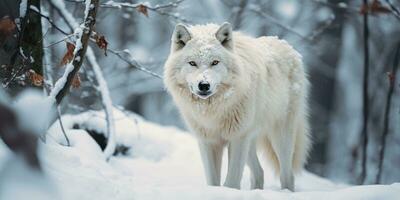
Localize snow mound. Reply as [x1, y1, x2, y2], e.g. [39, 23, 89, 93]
[28, 109, 400, 199]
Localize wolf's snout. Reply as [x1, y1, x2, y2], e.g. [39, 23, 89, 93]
[198, 81, 211, 93]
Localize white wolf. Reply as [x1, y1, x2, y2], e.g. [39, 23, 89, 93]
[164, 22, 311, 191]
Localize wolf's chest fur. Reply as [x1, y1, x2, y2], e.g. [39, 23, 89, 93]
[184, 94, 255, 141]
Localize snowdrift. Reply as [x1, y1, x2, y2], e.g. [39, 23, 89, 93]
[1, 109, 399, 200]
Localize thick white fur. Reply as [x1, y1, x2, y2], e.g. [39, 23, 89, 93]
[164, 23, 311, 191]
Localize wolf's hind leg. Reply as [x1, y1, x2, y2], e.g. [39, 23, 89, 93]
[247, 140, 264, 189]
[198, 141, 224, 186]
[224, 136, 251, 189]
[271, 131, 295, 191]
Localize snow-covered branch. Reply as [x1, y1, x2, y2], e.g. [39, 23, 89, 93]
[102, 0, 187, 22]
[107, 48, 163, 79]
[101, 0, 184, 10]
[48, 0, 163, 80]
[49, 0, 99, 105]
[48, 0, 116, 159]
[86, 48, 116, 159]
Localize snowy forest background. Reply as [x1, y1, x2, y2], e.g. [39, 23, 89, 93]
[0, 0, 400, 198]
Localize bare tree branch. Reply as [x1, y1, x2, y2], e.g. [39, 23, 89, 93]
[375, 41, 400, 184]
[359, 0, 370, 185]
[69, 0, 188, 22]
[56, 106, 70, 146]
[47, 0, 78, 33]
[248, 5, 311, 42]
[107, 48, 163, 79]
[231, 0, 248, 29]
[309, 0, 359, 13]
[385, 0, 400, 20]
[48, 0, 163, 79]
[29, 6, 69, 35]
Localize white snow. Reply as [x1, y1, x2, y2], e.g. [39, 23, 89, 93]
[338, 2, 347, 8]
[0, 156, 59, 200]
[29, 5, 39, 13]
[276, 1, 298, 19]
[19, 0, 28, 18]
[83, 0, 92, 19]
[17, 109, 397, 200]
[13, 90, 54, 136]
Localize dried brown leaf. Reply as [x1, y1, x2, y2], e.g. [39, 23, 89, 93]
[72, 74, 81, 89]
[370, 0, 391, 14]
[360, 3, 369, 15]
[386, 71, 395, 85]
[96, 35, 108, 56]
[26, 69, 43, 87]
[137, 4, 149, 17]
[61, 42, 75, 66]
[360, 0, 391, 15]
[0, 16, 16, 36]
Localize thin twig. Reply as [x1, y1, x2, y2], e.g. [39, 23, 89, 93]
[2, 48, 31, 88]
[44, 34, 75, 49]
[29, 7, 69, 35]
[47, 0, 76, 33]
[57, 106, 70, 146]
[308, 15, 335, 41]
[385, 0, 400, 21]
[375, 42, 400, 184]
[248, 6, 311, 42]
[231, 0, 248, 29]
[107, 48, 163, 79]
[76, 0, 188, 22]
[309, 0, 359, 13]
[359, 0, 370, 185]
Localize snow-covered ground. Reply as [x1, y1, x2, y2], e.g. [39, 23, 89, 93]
[0, 109, 399, 200]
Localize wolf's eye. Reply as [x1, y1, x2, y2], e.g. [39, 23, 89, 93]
[188, 61, 197, 67]
[211, 60, 219, 66]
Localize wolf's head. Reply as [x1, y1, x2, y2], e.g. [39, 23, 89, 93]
[164, 22, 242, 101]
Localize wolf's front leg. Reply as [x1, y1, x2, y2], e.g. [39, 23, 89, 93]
[198, 140, 224, 186]
[223, 136, 251, 189]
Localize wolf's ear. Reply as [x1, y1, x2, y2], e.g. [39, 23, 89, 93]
[172, 23, 192, 51]
[215, 22, 233, 49]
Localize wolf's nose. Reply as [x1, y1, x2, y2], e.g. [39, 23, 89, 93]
[198, 81, 210, 92]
